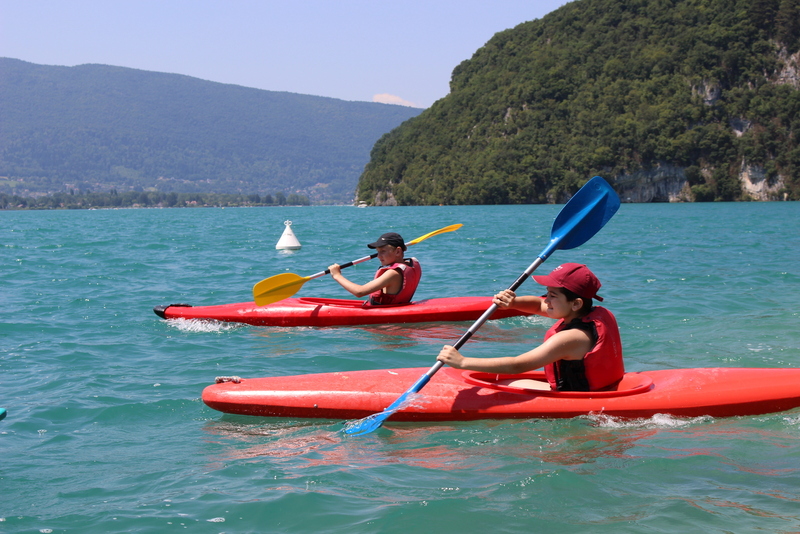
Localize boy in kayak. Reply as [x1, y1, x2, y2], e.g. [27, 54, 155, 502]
[328, 232, 422, 305]
[437, 263, 623, 391]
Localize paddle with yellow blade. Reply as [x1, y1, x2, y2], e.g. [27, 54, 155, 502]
[252, 224, 463, 306]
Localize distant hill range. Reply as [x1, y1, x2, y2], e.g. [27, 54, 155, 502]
[0, 58, 422, 204]
[356, 0, 800, 204]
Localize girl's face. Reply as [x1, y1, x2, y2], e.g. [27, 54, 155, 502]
[543, 287, 580, 319]
[376, 245, 402, 265]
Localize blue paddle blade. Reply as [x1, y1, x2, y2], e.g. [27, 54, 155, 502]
[342, 176, 620, 436]
[539, 176, 620, 260]
[341, 391, 412, 435]
[342, 372, 432, 435]
[341, 414, 387, 436]
[341, 403, 401, 436]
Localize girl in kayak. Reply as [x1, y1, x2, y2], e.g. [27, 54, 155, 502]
[437, 263, 623, 392]
[328, 232, 422, 306]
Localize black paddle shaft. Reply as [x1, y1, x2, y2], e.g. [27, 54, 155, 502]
[321, 253, 379, 275]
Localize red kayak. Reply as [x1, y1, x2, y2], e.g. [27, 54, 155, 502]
[202, 366, 800, 421]
[154, 296, 530, 327]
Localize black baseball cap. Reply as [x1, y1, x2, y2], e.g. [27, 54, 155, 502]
[367, 232, 406, 250]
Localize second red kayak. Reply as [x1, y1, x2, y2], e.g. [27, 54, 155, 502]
[202, 366, 800, 421]
[153, 296, 531, 327]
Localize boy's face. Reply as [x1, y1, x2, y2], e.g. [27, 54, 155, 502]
[376, 245, 403, 265]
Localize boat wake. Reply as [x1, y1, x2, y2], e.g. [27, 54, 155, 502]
[165, 318, 244, 334]
[586, 412, 713, 429]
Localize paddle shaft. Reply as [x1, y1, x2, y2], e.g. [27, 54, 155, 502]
[404, 257, 548, 394]
[303, 252, 379, 282]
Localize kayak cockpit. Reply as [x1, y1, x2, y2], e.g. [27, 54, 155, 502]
[297, 297, 415, 309]
[456, 369, 654, 398]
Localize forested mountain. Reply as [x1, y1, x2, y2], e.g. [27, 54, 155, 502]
[0, 58, 421, 204]
[356, 0, 800, 205]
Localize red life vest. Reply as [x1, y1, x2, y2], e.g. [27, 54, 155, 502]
[543, 306, 624, 391]
[368, 258, 422, 305]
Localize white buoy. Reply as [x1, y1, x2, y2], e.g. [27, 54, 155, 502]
[275, 220, 302, 250]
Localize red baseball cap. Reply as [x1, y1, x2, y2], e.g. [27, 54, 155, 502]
[532, 263, 603, 301]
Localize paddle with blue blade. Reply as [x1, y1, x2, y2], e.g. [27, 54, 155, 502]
[253, 224, 463, 306]
[342, 176, 620, 436]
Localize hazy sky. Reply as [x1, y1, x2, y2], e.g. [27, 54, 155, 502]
[1, 0, 571, 108]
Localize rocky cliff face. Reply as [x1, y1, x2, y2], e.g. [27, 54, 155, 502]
[739, 161, 787, 201]
[371, 190, 398, 206]
[614, 166, 691, 203]
[613, 162, 786, 203]
[775, 48, 800, 88]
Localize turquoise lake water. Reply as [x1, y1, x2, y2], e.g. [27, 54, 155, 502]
[2, 202, 800, 533]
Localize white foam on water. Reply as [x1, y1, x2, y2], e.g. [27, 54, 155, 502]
[586, 412, 713, 429]
[166, 318, 243, 333]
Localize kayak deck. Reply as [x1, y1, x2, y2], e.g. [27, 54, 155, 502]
[202, 367, 800, 421]
[154, 296, 531, 327]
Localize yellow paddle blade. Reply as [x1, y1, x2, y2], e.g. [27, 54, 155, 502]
[253, 273, 310, 306]
[406, 223, 463, 245]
